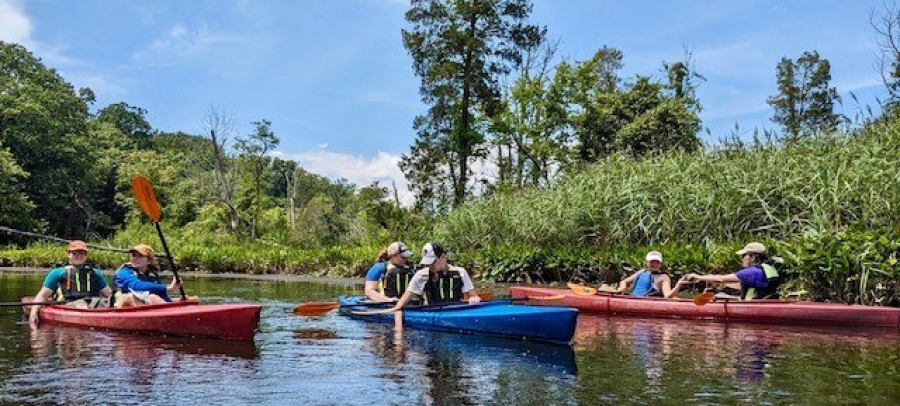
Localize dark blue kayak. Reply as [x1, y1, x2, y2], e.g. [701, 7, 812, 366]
[338, 296, 578, 344]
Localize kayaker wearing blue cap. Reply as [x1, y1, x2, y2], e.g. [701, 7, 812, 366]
[364, 241, 416, 302]
[681, 242, 781, 300]
[114, 244, 182, 307]
[391, 242, 482, 309]
[597, 251, 681, 298]
[28, 240, 113, 325]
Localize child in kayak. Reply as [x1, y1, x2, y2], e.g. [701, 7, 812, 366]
[597, 251, 682, 298]
[28, 240, 113, 324]
[114, 244, 182, 307]
[364, 241, 416, 303]
[680, 242, 781, 300]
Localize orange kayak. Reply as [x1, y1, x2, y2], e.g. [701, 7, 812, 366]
[509, 286, 900, 328]
[22, 297, 261, 340]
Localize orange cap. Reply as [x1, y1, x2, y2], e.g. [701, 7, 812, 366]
[129, 243, 155, 258]
[67, 240, 89, 252]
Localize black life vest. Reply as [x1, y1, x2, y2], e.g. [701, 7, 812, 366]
[381, 262, 415, 298]
[423, 267, 465, 304]
[54, 265, 104, 301]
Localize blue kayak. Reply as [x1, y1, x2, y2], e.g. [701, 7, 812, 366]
[338, 296, 578, 344]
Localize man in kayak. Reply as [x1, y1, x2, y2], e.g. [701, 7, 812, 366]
[364, 241, 416, 303]
[597, 251, 682, 298]
[681, 242, 781, 300]
[390, 242, 482, 309]
[29, 240, 113, 324]
[114, 244, 182, 307]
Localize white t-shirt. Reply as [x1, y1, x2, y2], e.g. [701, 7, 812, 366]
[406, 266, 475, 296]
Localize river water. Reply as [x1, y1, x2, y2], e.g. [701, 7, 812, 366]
[1, 274, 898, 405]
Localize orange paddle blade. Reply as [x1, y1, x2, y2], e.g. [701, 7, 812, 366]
[477, 292, 493, 301]
[567, 282, 597, 296]
[693, 291, 716, 306]
[293, 302, 340, 316]
[132, 176, 161, 222]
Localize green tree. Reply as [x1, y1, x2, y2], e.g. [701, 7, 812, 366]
[767, 50, 841, 138]
[96, 102, 154, 144]
[402, 0, 545, 208]
[234, 119, 279, 240]
[0, 141, 39, 232]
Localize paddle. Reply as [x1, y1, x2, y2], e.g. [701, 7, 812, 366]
[1, 301, 58, 307]
[293, 292, 496, 316]
[132, 176, 187, 300]
[567, 282, 598, 296]
[693, 291, 716, 306]
[349, 294, 566, 316]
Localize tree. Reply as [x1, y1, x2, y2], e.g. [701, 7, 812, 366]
[96, 102, 153, 143]
[0, 141, 39, 232]
[872, 3, 900, 106]
[235, 119, 279, 240]
[202, 107, 245, 239]
[767, 51, 841, 138]
[402, 0, 545, 208]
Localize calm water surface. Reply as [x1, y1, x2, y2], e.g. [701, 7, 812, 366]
[1, 274, 898, 405]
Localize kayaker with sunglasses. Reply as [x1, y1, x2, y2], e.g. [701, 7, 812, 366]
[364, 241, 416, 303]
[681, 242, 781, 300]
[113, 244, 182, 306]
[28, 240, 113, 325]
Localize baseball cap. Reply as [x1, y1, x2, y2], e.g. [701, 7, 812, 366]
[67, 240, 89, 252]
[129, 244, 156, 258]
[387, 241, 413, 258]
[419, 242, 446, 265]
[736, 242, 766, 256]
[645, 250, 663, 262]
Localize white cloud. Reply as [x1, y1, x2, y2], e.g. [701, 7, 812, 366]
[133, 22, 248, 63]
[0, 0, 31, 45]
[275, 149, 416, 206]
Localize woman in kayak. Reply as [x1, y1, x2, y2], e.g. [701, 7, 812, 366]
[28, 240, 113, 324]
[390, 242, 482, 309]
[681, 242, 781, 300]
[597, 251, 683, 298]
[364, 241, 416, 302]
[114, 244, 182, 307]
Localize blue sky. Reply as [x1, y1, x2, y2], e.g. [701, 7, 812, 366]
[0, 0, 888, 204]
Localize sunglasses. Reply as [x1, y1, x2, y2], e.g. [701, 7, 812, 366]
[68, 251, 87, 255]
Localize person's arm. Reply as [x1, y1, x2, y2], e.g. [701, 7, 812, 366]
[659, 275, 676, 298]
[29, 287, 54, 325]
[684, 273, 742, 284]
[391, 269, 428, 309]
[115, 269, 167, 296]
[365, 280, 396, 302]
[457, 268, 480, 304]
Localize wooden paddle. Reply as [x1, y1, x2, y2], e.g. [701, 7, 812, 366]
[132, 176, 187, 300]
[293, 292, 495, 317]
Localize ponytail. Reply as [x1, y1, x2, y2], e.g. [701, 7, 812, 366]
[375, 249, 390, 262]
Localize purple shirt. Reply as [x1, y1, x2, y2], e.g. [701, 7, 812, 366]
[734, 266, 767, 288]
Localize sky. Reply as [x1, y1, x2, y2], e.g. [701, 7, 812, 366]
[0, 0, 890, 205]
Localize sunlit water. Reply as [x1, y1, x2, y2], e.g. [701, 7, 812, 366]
[1, 274, 898, 405]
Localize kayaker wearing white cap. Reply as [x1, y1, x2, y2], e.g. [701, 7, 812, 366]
[364, 241, 416, 302]
[681, 242, 781, 300]
[598, 251, 680, 298]
[390, 242, 482, 309]
[28, 240, 113, 325]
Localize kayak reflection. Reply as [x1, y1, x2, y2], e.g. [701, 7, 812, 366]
[361, 323, 577, 405]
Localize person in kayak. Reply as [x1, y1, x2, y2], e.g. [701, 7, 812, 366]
[364, 241, 416, 302]
[596, 251, 682, 298]
[28, 240, 113, 324]
[114, 244, 182, 307]
[681, 242, 781, 300]
[390, 242, 482, 309]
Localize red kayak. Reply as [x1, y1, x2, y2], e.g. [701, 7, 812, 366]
[510, 286, 900, 328]
[23, 298, 261, 340]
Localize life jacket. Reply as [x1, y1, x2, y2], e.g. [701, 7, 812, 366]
[741, 264, 781, 300]
[380, 262, 415, 298]
[631, 270, 663, 297]
[53, 265, 104, 302]
[423, 266, 465, 304]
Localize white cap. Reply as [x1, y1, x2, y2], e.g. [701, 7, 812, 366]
[645, 251, 663, 262]
[419, 242, 445, 265]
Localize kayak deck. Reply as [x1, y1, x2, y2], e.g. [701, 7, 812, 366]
[509, 286, 900, 328]
[27, 298, 261, 340]
[339, 296, 578, 344]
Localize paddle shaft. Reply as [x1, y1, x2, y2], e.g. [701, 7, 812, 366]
[152, 221, 186, 300]
[1, 301, 57, 307]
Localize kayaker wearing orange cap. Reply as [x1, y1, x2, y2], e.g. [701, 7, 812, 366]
[681, 242, 781, 300]
[28, 240, 113, 325]
[113, 243, 182, 307]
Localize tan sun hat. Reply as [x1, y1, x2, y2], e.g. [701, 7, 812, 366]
[129, 244, 156, 258]
[736, 242, 766, 256]
[387, 241, 413, 258]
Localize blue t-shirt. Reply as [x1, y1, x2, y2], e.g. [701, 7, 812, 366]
[734, 266, 767, 288]
[365, 262, 387, 282]
[41, 266, 108, 291]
